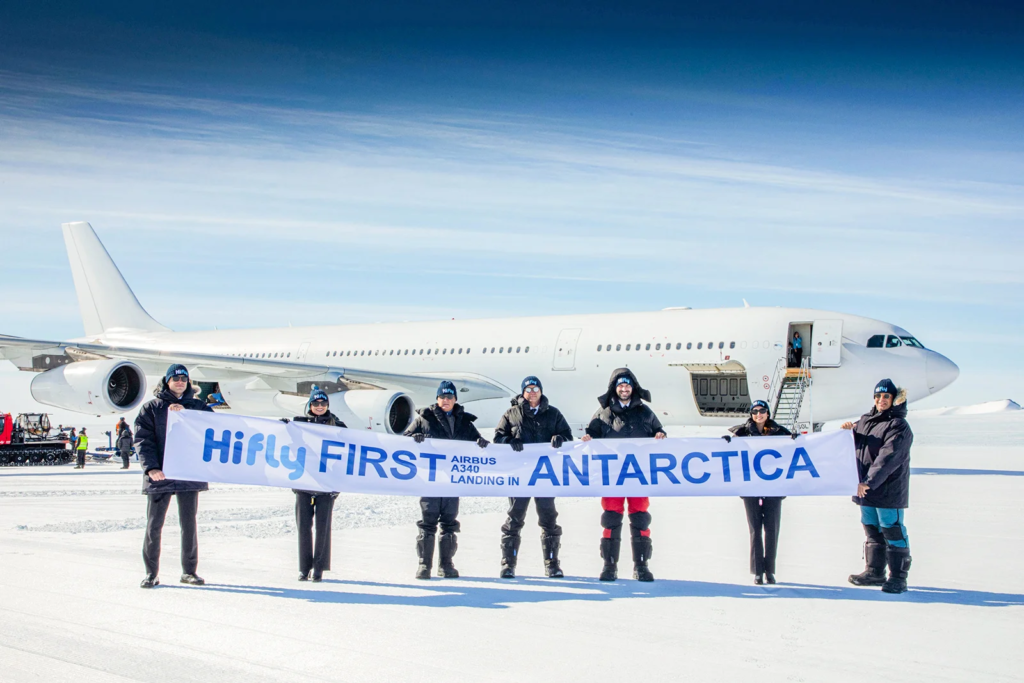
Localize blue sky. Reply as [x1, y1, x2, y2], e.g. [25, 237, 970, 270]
[0, 2, 1021, 407]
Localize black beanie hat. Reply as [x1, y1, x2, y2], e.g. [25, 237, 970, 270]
[873, 378, 898, 396]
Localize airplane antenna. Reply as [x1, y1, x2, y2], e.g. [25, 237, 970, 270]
[742, 299, 750, 308]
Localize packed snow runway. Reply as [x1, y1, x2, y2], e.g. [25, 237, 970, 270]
[1, 412, 1022, 682]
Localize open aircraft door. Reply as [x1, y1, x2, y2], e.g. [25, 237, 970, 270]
[552, 328, 582, 370]
[811, 320, 843, 367]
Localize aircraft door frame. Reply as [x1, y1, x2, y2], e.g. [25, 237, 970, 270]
[296, 340, 312, 362]
[811, 320, 843, 367]
[552, 328, 582, 371]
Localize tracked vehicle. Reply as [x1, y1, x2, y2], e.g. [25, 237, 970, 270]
[0, 412, 74, 466]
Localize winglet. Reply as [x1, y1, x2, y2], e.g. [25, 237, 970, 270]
[61, 222, 169, 336]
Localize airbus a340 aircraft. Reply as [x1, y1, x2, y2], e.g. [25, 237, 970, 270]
[0, 223, 958, 434]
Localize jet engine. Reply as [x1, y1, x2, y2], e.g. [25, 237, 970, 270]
[330, 390, 415, 434]
[30, 360, 147, 415]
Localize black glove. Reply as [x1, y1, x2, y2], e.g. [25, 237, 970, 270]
[279, 418, 290, 424]
[721, 434, 731, 443]
[510, 438, 524, 452]
[791, 432, 800, 440]
[477, 437, 489, 448]
[413, 433, 425, 443]
[551, 435, 564, 449]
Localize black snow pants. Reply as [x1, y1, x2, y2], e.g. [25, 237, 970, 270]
[76, 449, 86, 467]
[143, 491, 199, 577]
[120, 445, 131, 468]
[418, 497, 460, 537]
[743, 496, 783, 575]
[295, 492, 335, 574]
[501, 498, 561, 538]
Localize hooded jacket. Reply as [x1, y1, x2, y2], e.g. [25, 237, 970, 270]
[134, 378, 213, 494]
[851, 388, 913, 509]
[585, 368, 665, 439]
[493, 395, 573, 445]
[117, 425, 134, 452]
[729, 418, 791, 438]
[292, 408, 347, 497]
[404, 403, 482, 443]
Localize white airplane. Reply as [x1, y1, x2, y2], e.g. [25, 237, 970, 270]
[0, 223, 959, 434]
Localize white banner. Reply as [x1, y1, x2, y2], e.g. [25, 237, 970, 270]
[163, 411, 858, 497]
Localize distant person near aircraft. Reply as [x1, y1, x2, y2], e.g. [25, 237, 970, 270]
[287, 386, 346, 582]
[492, 376, 573, 579]
[406, 380, 489, 580]
[725, 399, 796, 585]
[117, 421, 134, 469]
[135, 364, 213, 589]
[790, 331, 803, 367]
[843, 378, 913, 594]
[74, 428, 88, 469]
[581, 369, 666, 582]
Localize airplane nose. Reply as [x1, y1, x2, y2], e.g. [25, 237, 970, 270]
[926, 352, 959, 394]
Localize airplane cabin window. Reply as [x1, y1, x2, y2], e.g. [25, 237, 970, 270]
[287, 353, 291, 358]
[635, 342, 640, 350]
[490, 347, 495, 353]
[718, 342, 724, 349]
[616, 344, 621, 351]
[901, 337, 925, 349]
[697, 343, 702, 349]
[645, 343, 651, 351]
[597, 345, 602, 351]
[886, 335, 903, 348]
[729, 342, 735, 349]
[516, 347, 521, 353]
[450, 348, 455, 354]
[655, 343, 661, 350]
[499, 347, 504, 353]
[467, 348, 471, 354]
[626, 344, 631, 351]
[686, 342, 691, 350]
[325, 351, 330, 357]
[525, 346, 529, 353]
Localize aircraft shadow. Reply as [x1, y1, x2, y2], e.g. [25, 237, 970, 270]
[911, 467, 1024, 477]
[187, 576, 1024, 609]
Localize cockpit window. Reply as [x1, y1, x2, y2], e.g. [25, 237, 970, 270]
[885, 335, 903, 348]
[900, 336, 925, 349]
[867, 334, 885, 348]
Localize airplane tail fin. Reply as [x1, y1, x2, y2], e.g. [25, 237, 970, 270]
[61, 222, 170, 336]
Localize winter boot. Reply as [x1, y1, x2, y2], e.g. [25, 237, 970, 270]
[140, 574, 159, 589]
[311, 569, 323, 583]
[631, 537, 654, 582]
[848, 541, 888, 586]
[180, 573, 205, 586]
[437, 533, 459, 578]
[500, 535, 520, 579]
[542, 534, 563, 578]
[599, 537, 620, 581]
[881, 547, 911, 594]
[416, 533, 435, 580]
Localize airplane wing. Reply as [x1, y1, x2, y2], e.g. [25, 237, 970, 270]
[0, 334, 512, 405]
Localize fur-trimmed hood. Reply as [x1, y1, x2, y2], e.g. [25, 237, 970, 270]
[597, 368, 652, 409]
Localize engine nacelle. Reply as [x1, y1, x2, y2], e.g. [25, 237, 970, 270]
[329, 390, 415, 434]
[30, 360, 147, 415]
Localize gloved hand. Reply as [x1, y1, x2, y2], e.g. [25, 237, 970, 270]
[510, 439, 524, 452]
[279, 418, 290, 424]
[551, 435, 564, 449]
[477, 437, 489, 448]
[413, 433, 425, 443]
[721, 434, 731, 443]
[791, 432, 800, 440]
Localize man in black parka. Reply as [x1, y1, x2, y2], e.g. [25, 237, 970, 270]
[842, 378, 914, 594]
[492, 376, 573, 579]
[405, 380, 489, 579]
[117, 420, 134, 469]
[135, 364, 213, 588]
[581, 368, 666, 582]
[288, 386, 347, 582]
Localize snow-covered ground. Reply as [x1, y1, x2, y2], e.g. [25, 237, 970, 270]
[1, 410, 1022, 682]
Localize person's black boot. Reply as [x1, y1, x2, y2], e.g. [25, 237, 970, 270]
[849, 541, 888, 586]
[140, 574, 159, 589]
[311, 569, 323, 583]
[754, 573, 763, 585]
[599, 537, 620, 581]
[416, 533, 435, 580]
[542, 534, 563, 578]
[765, 573, 776, 585]
[631, 537, 654, 582]
[180, 573, 205, 585]
[499, 534, 520, 579]
[438, 533, 459, 578]
[881, 547, 911, 594]
[298, 571, 310, 582]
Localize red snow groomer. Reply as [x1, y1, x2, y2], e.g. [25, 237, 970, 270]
[0, 412, 74, 466]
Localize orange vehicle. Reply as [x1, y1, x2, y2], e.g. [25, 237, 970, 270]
[0, 412, 74, 466]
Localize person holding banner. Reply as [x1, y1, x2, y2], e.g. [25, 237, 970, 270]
[726, 399, 794, 585]
[287, 386, 346, 582]
[135, 364, 213, 589]
[843, 379, 914, 594]
[493, 376, 574, 579]
[406, 380, 490, 580]
[581, 369, 666, 582]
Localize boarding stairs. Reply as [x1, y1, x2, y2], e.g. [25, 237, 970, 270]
[769, 358, 812, 433]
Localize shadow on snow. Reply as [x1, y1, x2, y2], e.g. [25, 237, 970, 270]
[185, 576, 1024, 609]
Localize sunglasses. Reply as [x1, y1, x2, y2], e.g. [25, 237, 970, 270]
[310, 400, 328, 407]
[750, 408, 768, 415]
[523, 386, 541, 394]
[873, 393, 892, 400]
[168, 375, 189, 383]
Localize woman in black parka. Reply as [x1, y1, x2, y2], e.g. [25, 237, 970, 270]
[288, 386, 346, 582]
[726, 399, 793, 585]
